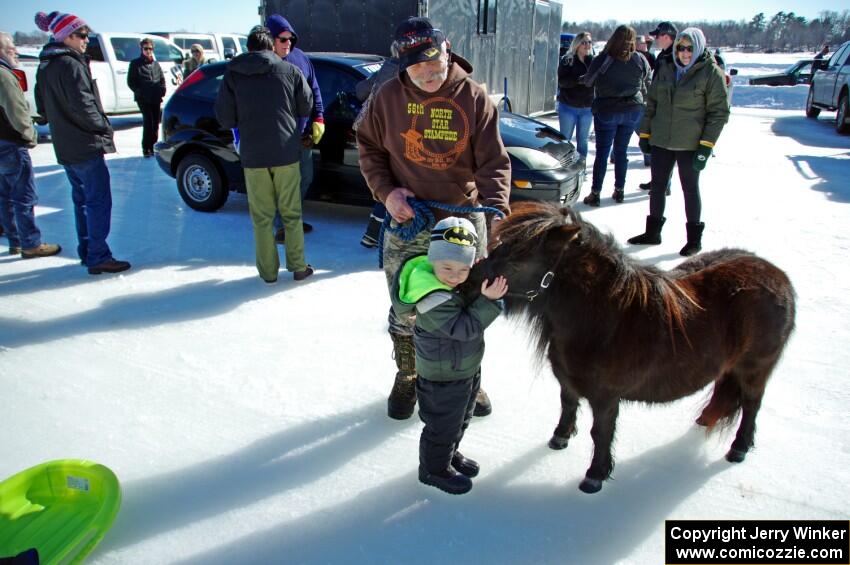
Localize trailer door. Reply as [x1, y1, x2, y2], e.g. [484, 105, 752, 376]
[528, 0, 553, 114]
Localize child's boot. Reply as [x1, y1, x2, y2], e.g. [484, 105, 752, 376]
[419, 466, 473, 495]
[451, 451, 480, 477]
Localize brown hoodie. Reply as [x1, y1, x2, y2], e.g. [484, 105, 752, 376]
[356, 54, 510, 217]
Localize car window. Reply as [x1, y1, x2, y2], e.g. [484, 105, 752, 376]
[834, 44, 850, 67]
[183, 69, 225, 101]
[238, 37, 248, 53]
[152, 39, 183, 65]
[828, 45, 849, 68]
[312, 61, 360, 107]
[86, 35, 105, 62]
[193, 38, 215, 51]
[796, 61, 812, 76]
[110, 37, 141, 62]
[222, 37, 237, 52]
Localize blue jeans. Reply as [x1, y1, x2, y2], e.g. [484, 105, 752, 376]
[63, 156, 114, 266]
[557, 102, 592, 158]
[0, 141, 41, 249]
[591, 109, 643, 192]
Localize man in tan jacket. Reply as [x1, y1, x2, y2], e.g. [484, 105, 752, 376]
[0, 31, 60, 258]
[357, 17, 510, 421]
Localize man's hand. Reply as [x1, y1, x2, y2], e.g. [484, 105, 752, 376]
[481, 276, 509, 300]
[385, 188, 416, 223]
[301, 133, 313, 149]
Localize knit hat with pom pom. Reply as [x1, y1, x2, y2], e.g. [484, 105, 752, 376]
[35, 11, 88, 42]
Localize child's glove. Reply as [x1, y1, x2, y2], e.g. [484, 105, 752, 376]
[638, 133, 651, 154]
[692, 142, 713, 171]
[311, 119, 325, 145]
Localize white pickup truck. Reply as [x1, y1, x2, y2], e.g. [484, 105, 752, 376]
[20, 32, 185, 123]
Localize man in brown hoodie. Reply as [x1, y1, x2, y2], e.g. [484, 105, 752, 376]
[357, 17, 511, 422]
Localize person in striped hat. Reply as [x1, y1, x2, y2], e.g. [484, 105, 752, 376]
[35, 10, 131, 274]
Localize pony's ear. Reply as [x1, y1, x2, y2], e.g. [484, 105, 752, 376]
[559, 223, 581, 244]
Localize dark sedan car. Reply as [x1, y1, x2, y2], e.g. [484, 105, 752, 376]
[748, 59, 815, 86]
[155, 54, 584, 212]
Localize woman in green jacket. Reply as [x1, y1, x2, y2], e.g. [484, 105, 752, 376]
[628, 27, 729, 256]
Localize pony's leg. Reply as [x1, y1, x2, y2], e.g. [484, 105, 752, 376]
[549, 383, 579, 450]
[580, 396, 620, 494]
[727, 392, 764, 463]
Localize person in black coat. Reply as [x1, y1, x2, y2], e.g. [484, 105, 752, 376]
[556, 31, 594, 160]
[35, 10, 130, 274]
[127, 38, 166, 157]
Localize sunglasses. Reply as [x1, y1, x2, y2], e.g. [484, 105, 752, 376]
[276, 36, 293, 43]
[72, 32, 89, 39]
[579, 40, 592, 45]
[142, 47, 153, 51]
[676, 44, 694, 53]
[191, 50, 201, 54]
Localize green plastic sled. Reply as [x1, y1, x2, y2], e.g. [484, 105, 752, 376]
[0, 459, 121, 564]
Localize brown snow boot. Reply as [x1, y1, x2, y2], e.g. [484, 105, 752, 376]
[388, 333, 417, 420]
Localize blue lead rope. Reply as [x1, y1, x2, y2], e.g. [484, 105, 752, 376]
[377, 197, 505, 268]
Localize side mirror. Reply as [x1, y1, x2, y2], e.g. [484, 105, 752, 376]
[224, 48, 235, 60]
[729, 68, 738, 76]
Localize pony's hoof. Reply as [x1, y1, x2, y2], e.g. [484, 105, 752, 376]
[579, 477, 603, 493]
[726, 448, 747, 463]
[548, 435, 570, 450]
[695, 415, 709, 426]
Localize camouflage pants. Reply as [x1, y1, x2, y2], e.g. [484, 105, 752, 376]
[383, 211, 488, 336]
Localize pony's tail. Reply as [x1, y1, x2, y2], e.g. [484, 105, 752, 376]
[696, 375, 743, 432]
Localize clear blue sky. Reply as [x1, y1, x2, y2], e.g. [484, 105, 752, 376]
[5, 0, 848, 35]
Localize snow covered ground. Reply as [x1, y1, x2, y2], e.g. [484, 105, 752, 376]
[1, 51, 848, 564]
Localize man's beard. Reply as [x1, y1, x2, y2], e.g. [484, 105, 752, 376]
[410, 66, 448, 91]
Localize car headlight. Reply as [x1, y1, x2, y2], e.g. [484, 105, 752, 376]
[505, 146, 561, 170]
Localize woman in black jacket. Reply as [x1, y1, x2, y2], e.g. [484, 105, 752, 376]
[582, 25, 650, 207]
[556, 31, 593, 160]
[127, 38, 165, 157]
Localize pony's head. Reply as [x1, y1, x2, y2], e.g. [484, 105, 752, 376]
[468, 201, 589, 308]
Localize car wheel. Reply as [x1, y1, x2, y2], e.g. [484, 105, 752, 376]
[805, 87, 820, 118]
[836, 93, 850, 135]
[176, 153, 228, 212]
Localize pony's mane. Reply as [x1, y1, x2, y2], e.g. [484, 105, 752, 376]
[494, 202, 701, 345]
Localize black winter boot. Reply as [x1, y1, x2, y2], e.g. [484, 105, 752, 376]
[583, 191, 600, 207]
[388, 333, 417, 420]
[360, 213, 383, 248]
[679, 222, 705, 256]
[627, 216, 666, 245]
[612, 188, 624, 203]
[451, 451, 480, 477]
[419, 466, 473, 495]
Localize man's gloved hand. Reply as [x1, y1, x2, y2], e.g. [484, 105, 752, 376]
[311, 119, 325, 145]
[692, 142, 713, 171]
[638, 134, 651, 154]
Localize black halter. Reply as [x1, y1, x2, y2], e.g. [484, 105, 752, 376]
[500, 237, 571, 303]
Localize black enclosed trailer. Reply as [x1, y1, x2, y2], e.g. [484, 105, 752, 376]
[259, 0, 563, 115]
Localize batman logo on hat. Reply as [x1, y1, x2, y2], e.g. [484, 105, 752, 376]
[432, 226, 476, 246]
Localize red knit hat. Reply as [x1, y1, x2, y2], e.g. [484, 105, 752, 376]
[35, 11, 88, 42]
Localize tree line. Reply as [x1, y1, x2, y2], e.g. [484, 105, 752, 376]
[563, 10, 850, 52]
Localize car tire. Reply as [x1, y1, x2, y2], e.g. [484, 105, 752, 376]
[176, 153, 228, 212]
[805, 87, 820, 118]
[836, 93, 850, 135]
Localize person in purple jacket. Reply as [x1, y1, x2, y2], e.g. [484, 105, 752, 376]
[266, 14, 324, 241]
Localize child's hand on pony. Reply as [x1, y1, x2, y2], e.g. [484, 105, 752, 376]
[481, 276, 509, 300]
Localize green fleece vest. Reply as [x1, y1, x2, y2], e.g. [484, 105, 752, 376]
[392, 255, 503, 382]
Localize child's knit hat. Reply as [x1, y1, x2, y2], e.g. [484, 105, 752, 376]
[428, 216, 478, 267]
